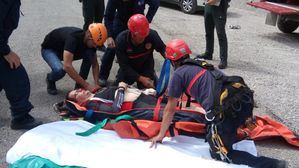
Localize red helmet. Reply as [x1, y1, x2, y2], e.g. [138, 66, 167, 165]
[165, 39, 192, 61]
[128, 14, 149, 38]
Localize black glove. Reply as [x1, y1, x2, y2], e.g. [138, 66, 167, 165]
[79, 0, 82, 2]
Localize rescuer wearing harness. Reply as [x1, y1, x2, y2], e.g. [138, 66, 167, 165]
[41, 24, 107, 95]
[150, 39, 287, 168]
[115, 14, 166, 89]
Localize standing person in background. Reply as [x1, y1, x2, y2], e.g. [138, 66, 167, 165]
[197, 0, 229, 69]
[79, 0, 105, 31]
[98, 0, 160, 87]
[0, 0, 42, 129]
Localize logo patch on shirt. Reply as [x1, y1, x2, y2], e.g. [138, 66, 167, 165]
[145, 43, 152, 50]
[127, 47, 133, 53]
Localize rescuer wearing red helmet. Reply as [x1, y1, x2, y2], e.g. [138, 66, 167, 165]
[41, 24, 107, 95]
[115, 14, 166, 89]
[98, 0, 160, 87]
[149, 39, 287, 168]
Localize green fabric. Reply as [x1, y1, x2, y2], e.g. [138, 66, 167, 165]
[111, 115, 134, 123]
[9, 155, 83, 168]
[76, 115, 134, 137]
[76, 118, 109, 136]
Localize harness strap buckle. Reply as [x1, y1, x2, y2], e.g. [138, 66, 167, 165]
[205, 110, 215, 122]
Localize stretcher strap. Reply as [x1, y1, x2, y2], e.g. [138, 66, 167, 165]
[153, 96, 163, 121]
[76, 115, 133, 136]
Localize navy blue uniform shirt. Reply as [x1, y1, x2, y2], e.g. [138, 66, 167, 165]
[104, 0, 160, 37]
[116, 29, 165, 81]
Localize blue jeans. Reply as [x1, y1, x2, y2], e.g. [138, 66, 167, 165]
[41, 49, 65, 82]
[41, 49, 95, 83]
[0, 57, 33, 119]
[99, 19, 127, 80]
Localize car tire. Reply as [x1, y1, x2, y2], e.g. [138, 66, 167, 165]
[277, 15, 299, 33]
[180, 0, 197, 14]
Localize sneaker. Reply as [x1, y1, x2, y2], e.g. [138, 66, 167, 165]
[46, 75, 58, 95]
[99, 79, 107, 87]
[196, 53, 212, 60]
[218, 62, 227, 69]
[10, 114, 42, 130]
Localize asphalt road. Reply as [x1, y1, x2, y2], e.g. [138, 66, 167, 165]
[0, 0, 298, 167]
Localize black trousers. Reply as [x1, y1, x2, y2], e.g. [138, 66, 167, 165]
[204, 3, 228, 63]
[82, 0, 105, 31]
[0, 0, 34, 120]
[206, 88, 285, 168]
[99, 19, 127, 80]
[0, 58, 33, 120]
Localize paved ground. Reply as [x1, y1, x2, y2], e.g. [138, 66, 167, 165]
[0, 0, 298, 167]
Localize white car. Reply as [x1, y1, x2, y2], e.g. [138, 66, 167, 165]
[160, 0, 206, 14]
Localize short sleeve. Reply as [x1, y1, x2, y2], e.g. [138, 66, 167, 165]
[167, 71, 185, 98]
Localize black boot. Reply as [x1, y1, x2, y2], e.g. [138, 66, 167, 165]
[196, 53, 212, 60]
[46, 74, 58, 95]
[218, 61, 227, 69]
[11, 114, 42, 130]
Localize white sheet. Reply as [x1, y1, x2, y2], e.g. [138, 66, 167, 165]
[6, 121, 256, 168]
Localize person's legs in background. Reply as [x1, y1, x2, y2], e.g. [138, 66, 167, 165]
[92, 0, 106, 52]
[82, 0, 95, 31]
[41, 49, 66, 95]
[197, 5, 214, 60]
[99, 19, 127, 86]
[94, 0, 105, 23]
[75, 49, 95, 89]
[99, 47, 116, 86]
[214, 4, 228, 69]
[0, 58, 42, 130]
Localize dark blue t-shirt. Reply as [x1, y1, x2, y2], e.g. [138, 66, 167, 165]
[167, 65, 217, 111]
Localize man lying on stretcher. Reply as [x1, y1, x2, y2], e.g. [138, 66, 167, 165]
[54, 81, 205, 125]
[54, 81, 204, 114]
[65, 82, 158, 113]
